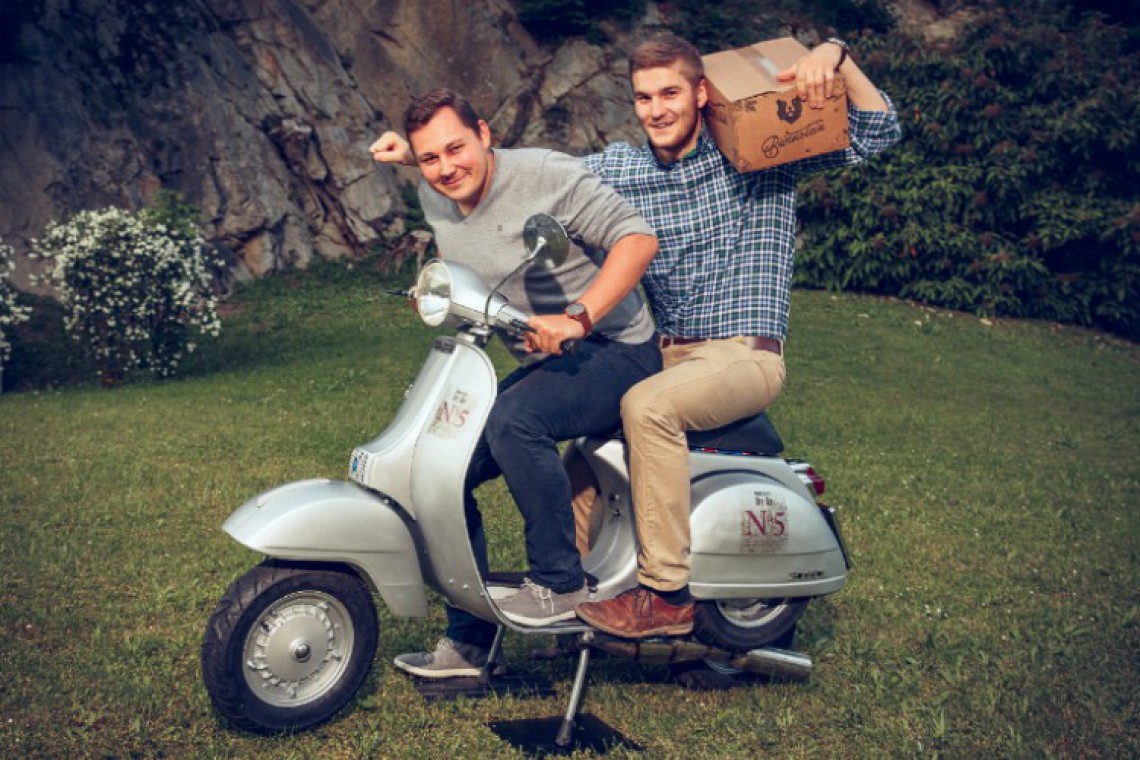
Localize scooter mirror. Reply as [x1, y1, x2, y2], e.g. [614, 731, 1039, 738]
[523, 214, 569, 270]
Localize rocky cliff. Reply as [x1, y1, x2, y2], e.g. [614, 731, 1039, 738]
[0, 0, 942, 290]
[0, 0, 648, 288]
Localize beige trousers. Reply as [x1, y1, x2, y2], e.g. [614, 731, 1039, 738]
[618, 337, 786, 591]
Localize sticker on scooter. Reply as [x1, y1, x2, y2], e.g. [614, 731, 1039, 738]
[349, 449, 369, 483]
[742, 491, 788, 552]
[428, 387, 478, 438]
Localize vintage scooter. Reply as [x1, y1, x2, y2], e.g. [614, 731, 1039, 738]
[201, 215, 851, 743]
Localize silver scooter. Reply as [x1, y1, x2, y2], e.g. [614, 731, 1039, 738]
[200, 214, 851, 742]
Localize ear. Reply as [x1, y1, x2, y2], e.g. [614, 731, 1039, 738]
[477, 119, 493, 149]
[696, 77, 709, 109]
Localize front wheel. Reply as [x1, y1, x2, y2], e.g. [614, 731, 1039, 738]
[201, 561, 378, 734]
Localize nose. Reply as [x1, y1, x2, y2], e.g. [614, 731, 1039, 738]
[438, 154, 454, 177]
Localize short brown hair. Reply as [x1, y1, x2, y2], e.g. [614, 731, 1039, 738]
[629, 32, 704, 88]
[403, 88, 483, 136]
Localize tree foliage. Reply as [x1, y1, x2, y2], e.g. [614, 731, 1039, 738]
[795, 0, 1140, 338]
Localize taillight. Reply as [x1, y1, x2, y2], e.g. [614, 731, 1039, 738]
[804, 467, 826, 496]
[789, 460, 826, 497]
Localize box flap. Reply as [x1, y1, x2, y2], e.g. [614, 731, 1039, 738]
[702, 37, 809, 103]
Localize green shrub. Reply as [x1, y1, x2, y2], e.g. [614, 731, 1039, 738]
[517, 0, 647, 43]
[0, 242, 32, 371]
[666, 0, 894, 52]
[795, 0, 1140, 339]
[30, 198, 222, 386]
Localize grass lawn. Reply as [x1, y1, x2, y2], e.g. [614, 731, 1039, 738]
[1, 261, 1137, 758]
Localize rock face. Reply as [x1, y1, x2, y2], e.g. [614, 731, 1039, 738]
[0, 0, 944, 289]
[0, 0, 648, 288]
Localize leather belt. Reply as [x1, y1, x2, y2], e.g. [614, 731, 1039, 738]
[658, 335, 783, 356]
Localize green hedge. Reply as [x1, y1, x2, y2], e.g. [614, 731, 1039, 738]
[795, 0, 1140, 339]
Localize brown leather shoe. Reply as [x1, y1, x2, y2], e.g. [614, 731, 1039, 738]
[576, 587, 694, 638]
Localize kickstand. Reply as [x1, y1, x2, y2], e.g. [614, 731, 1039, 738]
[477, 625, 506, 687]
[555, 642, 592, 748]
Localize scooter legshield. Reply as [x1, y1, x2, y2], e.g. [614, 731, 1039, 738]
[223, 478, 428, 617]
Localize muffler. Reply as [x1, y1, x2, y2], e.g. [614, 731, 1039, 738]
[586, 633, 813, 681]
[731, 647, 812, 680]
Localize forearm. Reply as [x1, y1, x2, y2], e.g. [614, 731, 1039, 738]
[837, 57, 889, 113]
[576, 233, 658, 321]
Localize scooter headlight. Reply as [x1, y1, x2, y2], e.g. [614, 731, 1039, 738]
[415, 260, 452, 327]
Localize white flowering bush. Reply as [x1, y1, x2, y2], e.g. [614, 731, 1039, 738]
[30, 204, 221, 386]
[0, 242, 32, 371]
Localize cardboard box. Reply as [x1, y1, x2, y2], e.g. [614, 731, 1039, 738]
[702, 38, 850, 172]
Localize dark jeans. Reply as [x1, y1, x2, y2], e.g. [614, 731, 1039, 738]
[446, 335, 662, 648]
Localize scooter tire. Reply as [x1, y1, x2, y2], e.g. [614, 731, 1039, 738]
[692, 597, 807, 652]
[201, 560, 378, 734]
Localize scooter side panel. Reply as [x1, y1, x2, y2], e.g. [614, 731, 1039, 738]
[688, 470, 847, 599]
[223, 478, 429, 617]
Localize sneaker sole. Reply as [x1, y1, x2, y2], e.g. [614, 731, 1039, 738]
[392, 657, 506, 679]
[501, 608, 580, 627]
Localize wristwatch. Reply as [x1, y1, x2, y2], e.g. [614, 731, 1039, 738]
[564, 302, 593, 336]
[825, 38, 850, 72]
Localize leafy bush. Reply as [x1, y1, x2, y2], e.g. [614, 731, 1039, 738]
[517, 0, 646, 43]
[666, 0, 894, 52]
[0, 242, 31, 371]
[794, 0, 1140, 339]
[30, 200, 222, 386]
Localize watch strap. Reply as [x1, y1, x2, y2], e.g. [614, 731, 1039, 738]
[826, 37, 849, 72]
[565, 302, 593, 336]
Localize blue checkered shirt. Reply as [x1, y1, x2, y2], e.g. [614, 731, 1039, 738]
[583, 99, 901, 341]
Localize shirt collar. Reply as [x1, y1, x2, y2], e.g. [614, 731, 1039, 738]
[646, 121, 717, 170]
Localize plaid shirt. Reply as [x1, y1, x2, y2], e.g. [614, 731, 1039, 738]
[583, 99, 901, 341]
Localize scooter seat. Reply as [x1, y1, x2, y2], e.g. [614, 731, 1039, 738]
[602, 412, 784, 456]
[686, 412, 784, 455]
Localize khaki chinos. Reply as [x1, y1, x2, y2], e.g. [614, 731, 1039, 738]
[619, 335, 786, 591]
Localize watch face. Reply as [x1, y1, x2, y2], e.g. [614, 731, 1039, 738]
[566, 302, 585, 317]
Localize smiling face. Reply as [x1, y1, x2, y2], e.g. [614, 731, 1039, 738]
[632, 63, 708, 164]
[409, 106, 494, 216]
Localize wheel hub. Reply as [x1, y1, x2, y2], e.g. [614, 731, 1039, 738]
[716, 598, 784, 628]
[291, 639, 313, 662]
[242, 591, 355, 707]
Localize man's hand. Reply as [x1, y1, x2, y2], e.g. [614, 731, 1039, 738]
[370, 131, 415, 166]
[776, 43, 846, 110]
[524, 314, 586, 355]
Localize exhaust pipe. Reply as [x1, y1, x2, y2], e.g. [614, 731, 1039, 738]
[731, 647, 812, 680]
[586, 633, 813, 681]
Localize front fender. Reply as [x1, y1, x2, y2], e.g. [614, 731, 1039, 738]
[223, 478, 428, 617]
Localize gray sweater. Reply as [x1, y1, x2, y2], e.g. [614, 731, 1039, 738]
[419, 147, 656, 359]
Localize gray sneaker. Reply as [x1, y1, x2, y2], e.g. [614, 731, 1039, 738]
[498, 578, 588, 626]
[393, 638, 506, 679]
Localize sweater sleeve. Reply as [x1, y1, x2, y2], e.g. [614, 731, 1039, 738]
[541, 151, 655, 253]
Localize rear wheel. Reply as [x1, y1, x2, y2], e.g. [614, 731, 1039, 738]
[694, 597, 807, 652]
[201, 562, 378, 734]
[673, 598, 806, 690]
